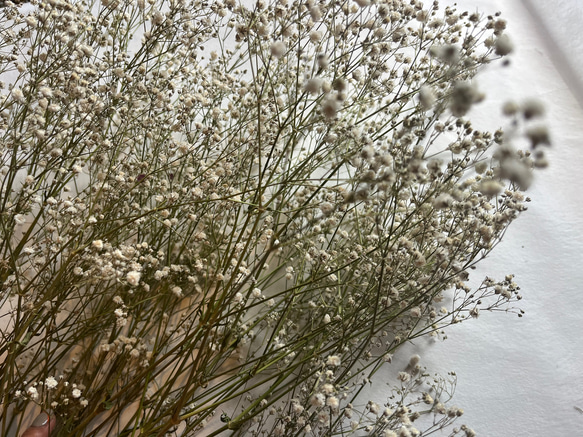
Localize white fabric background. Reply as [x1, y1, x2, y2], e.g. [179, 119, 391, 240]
[367, 1, 583, 435]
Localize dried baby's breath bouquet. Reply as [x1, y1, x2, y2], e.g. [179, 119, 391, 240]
[0, 0, 549, 435]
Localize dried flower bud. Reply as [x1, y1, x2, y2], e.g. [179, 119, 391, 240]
[326, 355, 341, 366]
[478, 179, 503, 196]
[409, 354, 420, 366]
[522, 98, 545, 119]
[321, 97, 339, 119]
[502, 100, 520, 116]
[305, 77, 322, 95]
[494, 34, 513, 56]
[449, 81, 484, 116]
[126, 271, 141, 286]
[419, 85, 436, 110]
[270, 41, 286, 58]
[526, 125, 550, 148]
[309, 5, 322, 22]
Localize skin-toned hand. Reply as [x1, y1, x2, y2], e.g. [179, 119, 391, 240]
[21, 412, 55, 437]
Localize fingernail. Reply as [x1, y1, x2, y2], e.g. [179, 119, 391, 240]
[31, 412, 49, 427]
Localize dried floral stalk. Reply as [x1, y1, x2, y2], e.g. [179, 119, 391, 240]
[0, 0, 548, 436]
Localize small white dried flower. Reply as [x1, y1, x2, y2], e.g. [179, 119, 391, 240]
[310, 31, 323, 43]
[398, 372, 411, 382]
[270, 41, 286, 58]
[11, 88, 25, 103]
[431, 44, 460, 64]
[292, 402, 304, 414]
[321, 97, 339, 119]
[152, 10, 165, 25]
[27, 387, 38, 399]
[25, 15, 38, 27]
[92, 240, 104, 251]
[72, 388, 82, 398]
[455, 407, 464, 416]
[320, 202, 334, 216]
[309, 5, 322, 22]
[326, 396, 339, 408]
[344, 405, 353, 418]
[45, 376, 58, 389]
[413, 251, 426, 267]
[154, 269, 167, 281]
[14, 214, 26, 225]
[409, 354, 420, 366]
[78, 44, 93, 57]
[502, 100, 520, 116]
[474, 160, 489, 174]
[39, 86, 53, 98]
[522, 98, 545, 119]
[449, 81, 484, 116]
[368, 401, 380, 415]
[321, 383, 335, 395]
[469, 307, 480, 318]
[478, 180, 503, 196]
[435, 402, 446, 414]
[326, 355, 341, 366]
[526, 125, 550, 147]
[126, 271, 141, 286]
[416, 10, 429, 23]
[410, 307, 422, 318]
[418, 85, 436, 110]
[494, 34, 513, 56]
[317, 54, 329, 70]
[310, 393, 325, 407]
[305, 77, 322, 95]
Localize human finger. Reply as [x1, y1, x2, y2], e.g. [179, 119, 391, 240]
[21, 411, 56, 437]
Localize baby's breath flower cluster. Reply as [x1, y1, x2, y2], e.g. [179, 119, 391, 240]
[0, 0, 547, 436]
